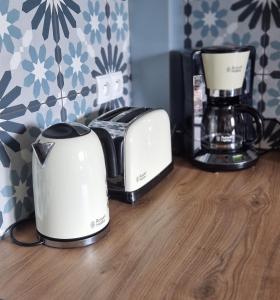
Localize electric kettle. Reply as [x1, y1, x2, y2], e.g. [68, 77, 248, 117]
[32, 123, 110, 248]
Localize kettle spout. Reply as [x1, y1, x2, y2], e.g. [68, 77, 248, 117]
[32, 141, 55, 166]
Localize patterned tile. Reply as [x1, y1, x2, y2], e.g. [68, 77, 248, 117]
[187, 0, 264, 73]
[253, 75, 264, 110]
[0, 100, 63, 236]
[0, 0, 131, 236]
[107, 0, 130, 50]
[58, 1, 105, 99]
[63, 94, 97, 126]
[0, 1, 62, 109]
[263, 27, 280, 77]
[263, 77, 280, 119]
[184, 0, 280, 133]
[260, 118, 280, 150]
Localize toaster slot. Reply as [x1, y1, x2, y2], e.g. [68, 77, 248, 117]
[97, 107, 132, 121]
[112, 108, 152, 123]
[114, 137, 124, 175]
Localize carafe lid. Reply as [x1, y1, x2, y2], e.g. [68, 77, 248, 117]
[42, 123, 91, 139]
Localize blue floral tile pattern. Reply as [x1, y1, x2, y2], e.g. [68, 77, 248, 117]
[270, 41, 280, 62]
[2, 163, 33, 220]
[92, 43, 128, 115]
[63, 42, 90, 89]
[227, 32, 259, 60]
[0, 0, 22, 53]
[185, 0, 280, 147]
[0, 211, 3, 229]
[231, 32, 257, 47]
[259, 119, 280, 149]
[231, 0, 280, 30]
[83, 0, 106, 44]
[0, 71, 26, 168]
[111, 2, 129, 41]
[0, 0, 131, 237]
[67, 98, 95, 125]
[29, 108, 61, 139]
[22, 45, 56, 98]
[193, 1, 227, 38]
[267, 80, 280, 116]
[22, 0, 81, 42]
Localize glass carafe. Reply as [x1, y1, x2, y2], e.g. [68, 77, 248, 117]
[201, 102, 263, 153]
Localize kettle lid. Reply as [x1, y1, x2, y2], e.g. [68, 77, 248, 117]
[42, 123, 91, 139]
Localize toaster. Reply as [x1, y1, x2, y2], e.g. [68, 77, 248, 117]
[89, 107, 173, 203]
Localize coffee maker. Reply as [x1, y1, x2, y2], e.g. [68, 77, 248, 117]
[170, 45, 263, 171]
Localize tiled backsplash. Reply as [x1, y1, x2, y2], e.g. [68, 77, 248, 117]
[0, 0, 131, 236]
[184, 0, 280, 148]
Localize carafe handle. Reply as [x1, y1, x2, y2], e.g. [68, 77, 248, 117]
[236, 104, 264, 146]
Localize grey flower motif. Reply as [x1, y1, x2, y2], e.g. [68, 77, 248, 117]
[270, 41, 280, 62]
[193, 1, 227, 37]
[111, 2, 129, 41]
[91, 43, 129, 115]
[259, 119, 280, 150]
[267, 80, 280, 116]
[22, 45, 56, 98]
[83, 0, 106, 44]
[63, 42, 90, 89]
[29, 109, 61, 138]
[0, 0, 22, 53]
[2, 163, 33, 220]
[231, 0, 280, 30]
[67, 98, 95, 125]
[229, 32, 259, 59]
[22, 0, 81, 42]
[0, 71, 26, 168]
[231, 32, 258, 48]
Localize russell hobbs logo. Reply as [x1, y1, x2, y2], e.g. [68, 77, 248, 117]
[96, 215, 106, 226]
[226, 65, 242, 73]
[217, 135, 233, 143]
[136, 172, 147, 183]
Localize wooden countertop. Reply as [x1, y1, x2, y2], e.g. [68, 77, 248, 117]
[1, 153, 280, 300]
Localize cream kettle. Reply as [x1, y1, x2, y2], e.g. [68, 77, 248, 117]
[32, 123, 110, 248]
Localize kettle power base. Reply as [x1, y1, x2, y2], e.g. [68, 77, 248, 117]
[37, 223, 109, 249]
[109, 162, 174, 204]
[193, 149, 259, 172]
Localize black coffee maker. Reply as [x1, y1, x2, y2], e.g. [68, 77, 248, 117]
[171, 45, 263, 171]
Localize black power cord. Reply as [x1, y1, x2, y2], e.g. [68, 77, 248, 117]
[9, 216, 43, 247]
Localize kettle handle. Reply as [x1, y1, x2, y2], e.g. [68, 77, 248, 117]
[236, 104, 264, 146]
[91, 127, 119, 178]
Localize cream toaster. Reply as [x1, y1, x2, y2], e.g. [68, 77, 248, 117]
[89, 107, 173, 203]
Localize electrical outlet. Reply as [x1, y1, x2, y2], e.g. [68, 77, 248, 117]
[110, 71, 123, 99]
[96, 74, 112, 103]
[96, 72, 123, 104]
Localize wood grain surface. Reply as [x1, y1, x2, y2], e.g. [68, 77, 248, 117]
[0, 153, 280, 300]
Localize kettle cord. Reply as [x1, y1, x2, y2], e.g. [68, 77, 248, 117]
[9, 217, 44, 247]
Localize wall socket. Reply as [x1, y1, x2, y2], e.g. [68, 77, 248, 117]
[96, 72, 124, 104]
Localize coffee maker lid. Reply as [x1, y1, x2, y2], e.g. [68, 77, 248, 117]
[42, 123, 91, 139]
[201, 45, 251, 54]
